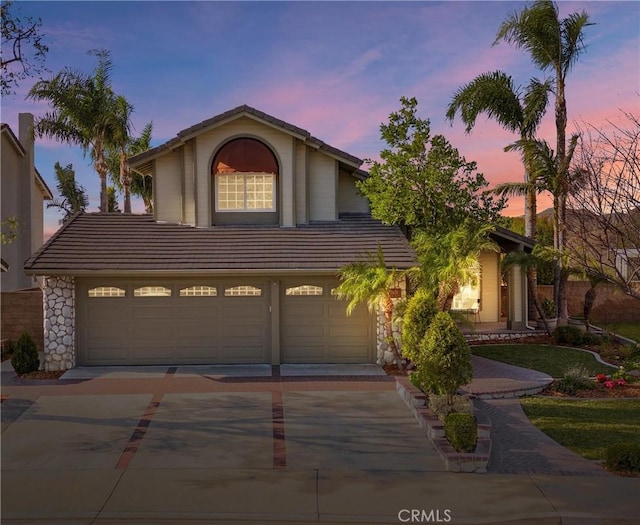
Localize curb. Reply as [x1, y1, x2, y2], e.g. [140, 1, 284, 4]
[395, 377, 491, 473]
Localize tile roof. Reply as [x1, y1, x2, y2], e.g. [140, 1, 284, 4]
[25, 213, 416, 275]
[128, 105, 364, 169]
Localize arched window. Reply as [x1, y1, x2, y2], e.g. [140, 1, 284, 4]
[212, 138, 278, 216]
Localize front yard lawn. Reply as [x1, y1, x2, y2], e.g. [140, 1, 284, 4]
[471, 344, 614, 378]
[520, 398, 640, 461]
[601, 323, 640, 343]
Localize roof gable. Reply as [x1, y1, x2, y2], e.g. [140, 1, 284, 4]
[128, 105, 363, 170]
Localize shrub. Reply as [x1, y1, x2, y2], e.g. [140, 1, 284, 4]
[554, 365, 596, 395]
[10, 332, 39, 375]
[429, 394, 472, 421]
[554, 325, 584, 345]
[444, 413, 477, 453]
[581, 332, 604, 346]
[542, 298, 556, 318]
[414, 311, 472, 403]
[401, 288, 438, 362]
[605, 442, 640, 474]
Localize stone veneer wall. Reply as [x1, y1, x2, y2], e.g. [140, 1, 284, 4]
[43, 276, 75, 371]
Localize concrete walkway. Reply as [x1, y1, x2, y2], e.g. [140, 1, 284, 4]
[2, 361, 639, 524]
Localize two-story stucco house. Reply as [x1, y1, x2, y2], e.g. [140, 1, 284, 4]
[1, 114, 53, 291]
[24, 105, 531, 371]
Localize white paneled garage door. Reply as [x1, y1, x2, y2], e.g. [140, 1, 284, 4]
[280, 278, 374, 363]
[76, 278, 270, 365]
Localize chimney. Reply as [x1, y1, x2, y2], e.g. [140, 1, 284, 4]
[18, 113, 35, 257]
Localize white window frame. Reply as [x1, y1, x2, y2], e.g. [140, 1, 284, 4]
[215, 172, 275, 212]
[134, 286, 172, 297]
[179, 286, 218, 297]
[286, 285, 324, 296]
[224, 285, 263, 297]
[88, 286, 126, 298]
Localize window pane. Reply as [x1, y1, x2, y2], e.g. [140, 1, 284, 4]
[246, 174, 274, 210]
[224, 285, 262, 297]
[88, 286, 125, 298]
[179, 286, 217, 297]
[134, 286, 172, 297]
[286, 285, 323, 296]
[218, 174, 244, 210]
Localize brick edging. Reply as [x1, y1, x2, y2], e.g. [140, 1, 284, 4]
[395, 376, 491, 473]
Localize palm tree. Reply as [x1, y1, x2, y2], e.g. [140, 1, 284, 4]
[110, 95, 134, 213]
[446, 71, 551, 322]
[47, 162, 88, 223]
[107, 121, 154, 213]
[494, 0, 593, 323]
[334, 245, 405, 367]
[413, 222, 499, 312]
[28, 49, 119, 212]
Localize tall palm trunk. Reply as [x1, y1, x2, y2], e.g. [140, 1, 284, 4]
[524, 173, 539, 324]
[554, 72, 570, 324]
[120, 152, 132, 213]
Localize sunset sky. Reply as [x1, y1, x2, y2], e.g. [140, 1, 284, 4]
[3, 1, 639, 238]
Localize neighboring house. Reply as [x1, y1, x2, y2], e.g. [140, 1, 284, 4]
[1, 114, 53, 291]
[24, 105, 531, 371]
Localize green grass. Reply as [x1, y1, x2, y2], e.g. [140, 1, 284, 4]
[471, 344, 614, 378]
[521, 398, 640, 460]
[601, 323, 640, 343]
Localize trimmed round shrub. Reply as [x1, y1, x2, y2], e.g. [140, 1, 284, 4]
[10, 332, 39, 375]
[554, 325, 584, 346]
[605, 442, 640, 474]
[401, 288, 438, 362]
[444, 413, 477, 453]
[414, 311, 472, 401]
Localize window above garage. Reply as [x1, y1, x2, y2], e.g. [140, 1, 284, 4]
[212, 138, 278, 225]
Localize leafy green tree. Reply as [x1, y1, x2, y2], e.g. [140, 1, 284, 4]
[414, 311, 473, 405]
[358, 96, 505, 237]
[27, 49, 123, 213]
[447, 71, 551, 321]
[495, 0, 593, 323]
[47, 162, 88, 223]
[107, 122, 154, 213]
[334, 245, 405, 367]
[0, 0, 48, 95]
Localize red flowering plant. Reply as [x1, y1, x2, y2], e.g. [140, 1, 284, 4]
[595, 373, 609, 383]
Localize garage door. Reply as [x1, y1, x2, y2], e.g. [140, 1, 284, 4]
[280, 278, 373, 363]
[76, 278, 270, 365]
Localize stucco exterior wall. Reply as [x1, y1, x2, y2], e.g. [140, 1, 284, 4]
[308, 151, 337, 221]
[194, 117, 296, 227]
[479, 251, 500, 323]
[154, 152, 182, 223]
[337, 171, 369, 215]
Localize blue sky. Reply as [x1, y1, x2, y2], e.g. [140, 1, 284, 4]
[2, 1, 639, 238]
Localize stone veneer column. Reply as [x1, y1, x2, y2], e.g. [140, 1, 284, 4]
[43, 276, 75, 371]
[376, 280, 406, 366]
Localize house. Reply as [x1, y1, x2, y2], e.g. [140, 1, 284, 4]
[24, 105, 531, 371]
[1, 114, 53, 352]
[1, 114, 53, 291]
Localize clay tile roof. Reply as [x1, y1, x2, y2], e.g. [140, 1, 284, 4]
[24, 213, 416, 275]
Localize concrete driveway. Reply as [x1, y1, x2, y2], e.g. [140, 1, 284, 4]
[2, 364, 640, 524]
